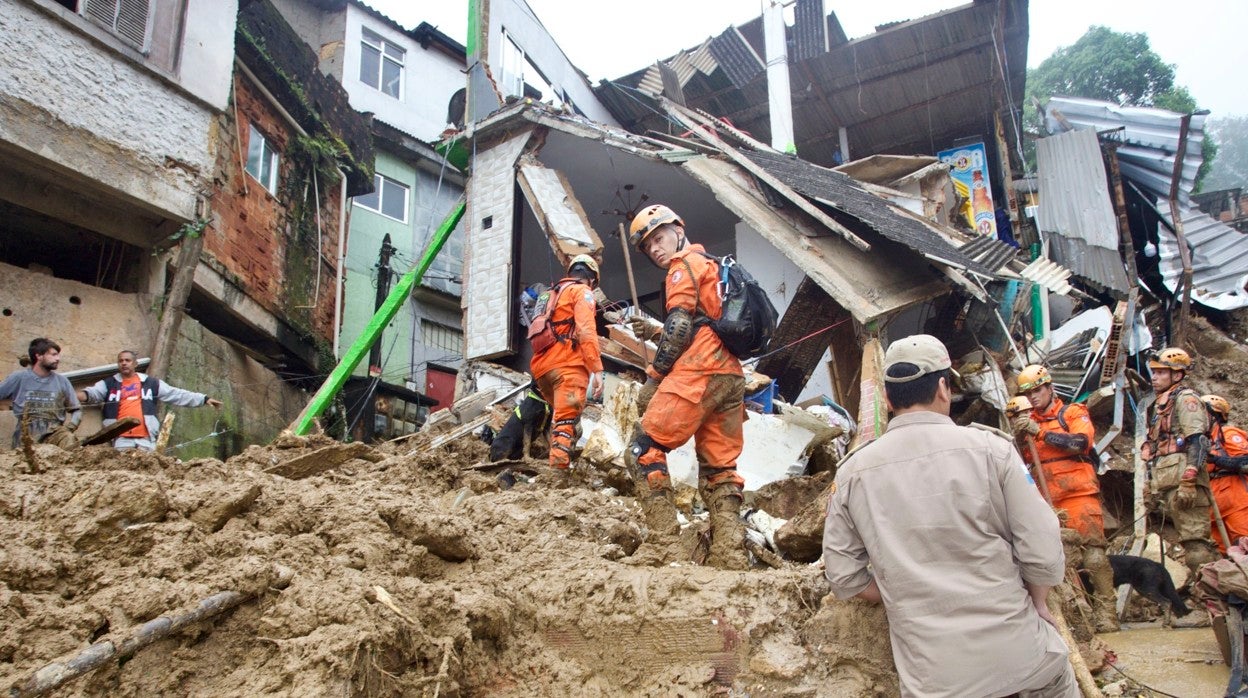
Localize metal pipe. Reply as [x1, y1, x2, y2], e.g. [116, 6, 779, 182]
[333, 170, 349, 358]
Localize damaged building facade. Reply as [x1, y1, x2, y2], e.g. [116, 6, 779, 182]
[272, 0, 469, 441]
[0, 0, 373, 456]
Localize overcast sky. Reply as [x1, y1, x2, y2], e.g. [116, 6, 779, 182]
[364, 0, 1247, 118]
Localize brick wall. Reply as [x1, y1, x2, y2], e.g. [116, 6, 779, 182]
[205, 72, 342, 344]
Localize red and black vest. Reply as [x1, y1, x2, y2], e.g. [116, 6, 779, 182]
[101, 375, 160, 421]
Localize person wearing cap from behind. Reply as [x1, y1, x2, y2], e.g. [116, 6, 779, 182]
[823, 334, 1075, 698]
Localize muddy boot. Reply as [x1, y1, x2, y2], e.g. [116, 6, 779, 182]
[642, 487, 681, 536]
[1083, 544, 1120, 633]
[704, 482, 750, 571]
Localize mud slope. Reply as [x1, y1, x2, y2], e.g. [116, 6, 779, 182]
[0, 439, 897, 697]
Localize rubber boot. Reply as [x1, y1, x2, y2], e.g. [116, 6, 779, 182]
[704, 482, 750, 571]
[641, 487, 680, 536]
[1083, 544, 1120, 633]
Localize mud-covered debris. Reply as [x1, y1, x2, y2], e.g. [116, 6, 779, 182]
[188, 483, 262, 532]
[264, 442, 373, 479]
[774, 483, 834, 562]
[752, 471, 834, 520]
[380, 506, 477, 562]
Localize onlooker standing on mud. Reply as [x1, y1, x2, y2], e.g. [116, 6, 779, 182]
[1141, 348, 1216, 579]
[1202, 394, 1248, 553]
[626, 204, 749, 570]
[824, 334, 1075, 698]
[527, 255, 604, 474]
[78, 350, 221, 451]
[1013, 364, 1117, 632]
[0, 338, 81, 448]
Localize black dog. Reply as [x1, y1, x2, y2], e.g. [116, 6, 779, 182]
[487, 387, 550, 462]
[1110, 554, 1190, 617]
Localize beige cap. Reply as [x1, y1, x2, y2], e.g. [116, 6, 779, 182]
[883, 334, 953, 383]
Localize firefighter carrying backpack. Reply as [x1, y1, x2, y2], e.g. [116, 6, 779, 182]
[682, 254, 779, 359]
[526, 282, 576, 355]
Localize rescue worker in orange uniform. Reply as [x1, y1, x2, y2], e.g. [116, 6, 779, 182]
[626, 204, 749, 570]
[1012, 364, 1117, 631]
[1203, 394, 1248, 553]
[1142, 347, 1215, 581]
[528, 254, 604, 474]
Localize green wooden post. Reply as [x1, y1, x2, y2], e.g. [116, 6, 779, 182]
[291, 199, 466, 436]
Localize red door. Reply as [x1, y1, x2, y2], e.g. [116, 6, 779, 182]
[425, 367, 456, 412]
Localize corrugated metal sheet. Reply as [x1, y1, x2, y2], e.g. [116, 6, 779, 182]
[1035, 127, 1130, 295]
[958, 235, 1020, 273]
[707, 26, 764, 90]
[596, 0, 1028, 168]
[793, 0, 827, 61]
[1044, 96, 1207, 207]
[743, 149, 995, 276]
[1158, 206, 1248, 310]
[1019, 257, 1073, 296]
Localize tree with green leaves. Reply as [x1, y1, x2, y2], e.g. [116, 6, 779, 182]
[1025, 26, 1216, 190]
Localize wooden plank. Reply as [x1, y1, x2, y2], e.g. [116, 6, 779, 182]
[265, 442, 371, 480]
[827, 317, 862, 417]
[599, 339, 646, 371]
[606, 325, 654, 359]
[79, 417, 142, 447]
[850, 339, 887, 450]
[662, 100, 871, 252]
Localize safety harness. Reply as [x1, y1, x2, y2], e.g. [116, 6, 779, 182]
[1143, 384, 1203, 462]
[527, 280, 581, 355]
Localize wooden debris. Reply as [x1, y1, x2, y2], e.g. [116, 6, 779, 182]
[264, 442, 372, 480]
[154, 413, 176, 453]
[79, 417, 142, 447]
[599, 338, 646, 370]
[20, 412, 39, 474]
[13, 565, 294, 697]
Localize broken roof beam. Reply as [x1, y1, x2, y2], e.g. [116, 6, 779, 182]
[755, 277, 851, 402]
[683, 156, 947, 324]
[661, 100, 871, 252]
[516, 157, 603, 269]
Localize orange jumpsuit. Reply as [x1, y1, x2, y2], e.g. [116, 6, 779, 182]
[637, 244, 745, 491]
[530, 278, 602, 468]
[1209, 423, 1248, 553]
[1030, 398, 1104, 539]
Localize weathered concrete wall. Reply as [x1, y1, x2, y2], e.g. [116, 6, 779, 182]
[205, 73, 342, 343]
[0, 0, 228, 222]
[270, 0, 348, 82]
[163, 317, 308, 460]
[0, 260, 155, 372]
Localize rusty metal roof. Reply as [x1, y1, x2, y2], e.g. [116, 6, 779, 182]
[743, 149, 995, 276]
[596, 0, 1028, 168]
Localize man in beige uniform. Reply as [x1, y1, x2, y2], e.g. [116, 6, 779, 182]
[823, 334, 1075, 698]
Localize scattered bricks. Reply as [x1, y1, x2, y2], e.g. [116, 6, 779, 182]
[773, 484, 833, 562]
[264, 442, 372, 480]
[189, 483, 262, 532]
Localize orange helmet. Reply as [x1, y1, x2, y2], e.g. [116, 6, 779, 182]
[1203, 394, 1231, 421]
[1016, 365, 1052, 393]
[628, 204, 684, 250]
[1148, 347, 1193, 372]
[1005, 395, 1033, 417]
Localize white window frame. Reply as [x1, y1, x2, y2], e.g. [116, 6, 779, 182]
[359, 26, 405, 100]
[353, 173, 410, 223]
[244, 124, 280, 193]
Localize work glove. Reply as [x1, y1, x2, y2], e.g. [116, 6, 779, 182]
[1173, 478, 1200, 510]
[1011, 414, 1040, 436]
[637, 377, 660, 413]
[628, 316, 656, 341]
[588, 372, 605, 403]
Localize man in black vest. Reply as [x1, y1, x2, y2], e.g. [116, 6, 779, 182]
[79, 350, 221, 451]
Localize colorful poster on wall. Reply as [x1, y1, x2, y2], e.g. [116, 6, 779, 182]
[937, 142, 997, 237]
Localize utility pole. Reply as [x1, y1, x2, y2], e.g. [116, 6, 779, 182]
[369, 234, 396, 377]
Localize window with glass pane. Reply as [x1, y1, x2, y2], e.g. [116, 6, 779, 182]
[245, 124, 279, 192]
[360, 26, 404, 99]
[353, 173, 408, 223]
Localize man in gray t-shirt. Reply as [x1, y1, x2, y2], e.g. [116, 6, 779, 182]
[0, 338, 81, 448]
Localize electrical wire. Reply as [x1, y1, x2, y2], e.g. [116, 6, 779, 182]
[742, 316, 853, 366]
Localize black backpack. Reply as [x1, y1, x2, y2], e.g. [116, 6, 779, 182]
[680, 253, 778, 359]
